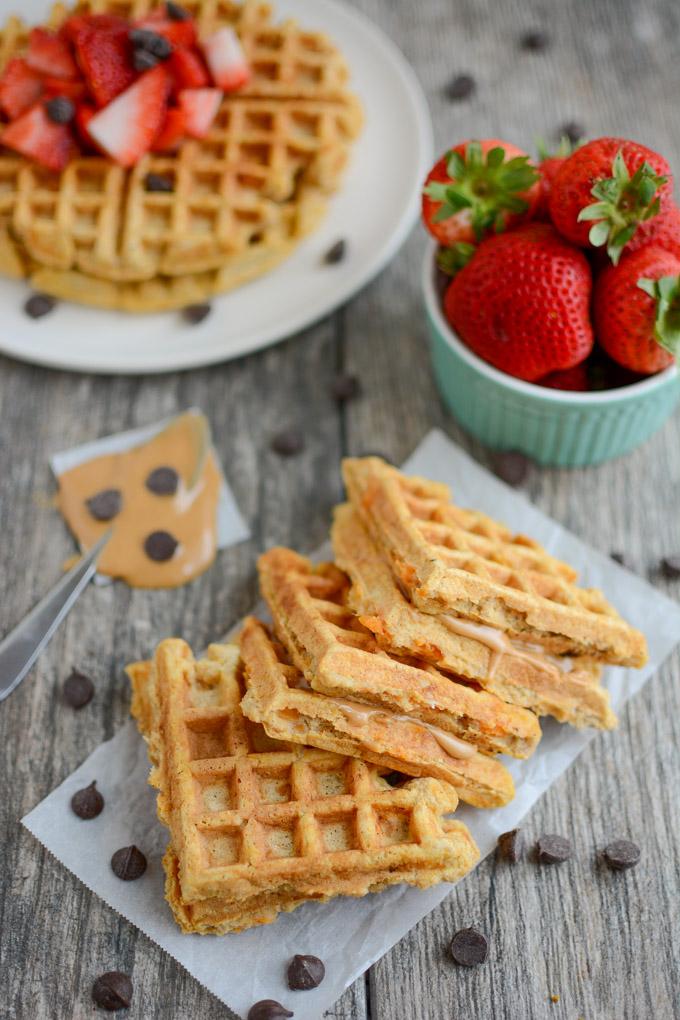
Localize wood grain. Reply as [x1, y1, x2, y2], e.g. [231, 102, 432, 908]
[2, 0, 680, 1017]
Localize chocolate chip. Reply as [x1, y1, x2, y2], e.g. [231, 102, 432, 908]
[92, 972, 133, 1011]
[611, 551, 627, 567]
[166, 1, 190, 19]
[270, 429, 304, 456]
[182, 303, 212, 324]
[287, 954, 325, 990]
[450, 927, 488, 966]
[248, 1002, 293, 1020]
[111, 845, 147, 881]
[519, 29, 550, 50]
[330, 373, 361, 403]
[133, 48, 159, 71]
[661, 555, 680, 578]
[445, 73, 476, 101]
[497, 828, 521, 863]
[492, 450, 530, 486]
[63, 668, 94, 709]
[323, 239, 346, 264]
[536, 833, 572, 864]
[145, 172, 174, 193]
[559, 121, 585, 145]
[71, 781, 104, 820]
[603, 839, 641, 871]
[143, 530, 178, 562]
[145, 466, 179, 495]
[24, 293, 56, 319]
[85, 488, 122, 522]
[45, 96, 75, 124]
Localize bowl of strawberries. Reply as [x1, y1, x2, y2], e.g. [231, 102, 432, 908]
[422, 136, 680, 466]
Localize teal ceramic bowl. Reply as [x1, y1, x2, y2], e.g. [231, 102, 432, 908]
[423, 243, 680, 467]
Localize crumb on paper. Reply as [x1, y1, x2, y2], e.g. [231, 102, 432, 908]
[550, 993, 560, 1003]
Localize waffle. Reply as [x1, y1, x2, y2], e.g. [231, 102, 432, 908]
[0, 0, 362, 294]
[127, 639, 480, 934]
[332, 504, 617, 730]
[343, 458, 647, 667]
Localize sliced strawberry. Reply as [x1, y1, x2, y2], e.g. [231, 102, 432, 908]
[2, 102, 76, 172]
[73, 101, 98, 150]
[178, 87, 222, 138]
[71, 17, 136, 107]
[0, 58, 44, 120]
[60, 13, 127, 42]
[167, 47, 210, 93]
[152, 106, 186, 151]
[87, 65, 170, 167]
[202, 28, 250, 91]
[135, 11, 196, 48]
[43, 77, 88, 101]
[26, 27, 79, 81]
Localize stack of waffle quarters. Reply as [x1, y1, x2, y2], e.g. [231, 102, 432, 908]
[0, 0, 362, 311]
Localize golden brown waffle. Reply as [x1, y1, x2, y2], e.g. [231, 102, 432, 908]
[240, 616, 516, 809]
[128, 640, 480, 934]
[343, 458, 647, 667]
[332, 504, 617, 730]
[0, 1, 362, 293]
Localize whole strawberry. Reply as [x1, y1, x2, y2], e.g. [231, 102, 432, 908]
[593, 245, 680, 374]
[638, 203, 680, 261]
[534, 136, 584, 219]
[422, 139, 540, 246]
[549, 137, 673, 264]
[444, 222, 593, 382]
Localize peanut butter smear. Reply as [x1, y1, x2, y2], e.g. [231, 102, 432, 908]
[56, 412, 221, 589]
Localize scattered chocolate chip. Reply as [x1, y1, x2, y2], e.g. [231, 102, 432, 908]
[145, 466, 179, 496]
[323, 239, 346, 264]
[603, 839, 641, 871]
[143, 530, 179, 562]
[497, 828, 521, 863]
[111, 845, 147, 881]
[661, 555, 680, 578]
[611, 551, 627, 567]
[182, 303, 212, 324]
[248, 1002, 293, 1020]
[45, 96, 75, 124]
[559, 121, 585, 145]
[492, 450, 530, 486]
[63, 668, 94, 709]
[133, 47, 159, 71]
[92, 972, 133, 1011]
[445, 73, 476, 101]
[85, 488, 122, 522]
[270, 429, 305, 456]
[330, 373, 361, 403]
[166, 0, 190, 19]
[145, 172, 174, 193]
[287, 954, 325, 991]
[383, 770, 408, 787]
[450, 927, 488, 967]
[519, 29, 550, 50]
[24, 293, 56, 319]
[536, 833, 572, 864]
[71, 781, 104, 820]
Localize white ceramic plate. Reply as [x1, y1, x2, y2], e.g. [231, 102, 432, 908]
[0, 0, 432, 374]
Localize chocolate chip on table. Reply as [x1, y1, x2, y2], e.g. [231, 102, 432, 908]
[603, 839, 641, 871]
[145, 172, 174, 193]
[270, 429, 305, 456]
[492, 450, 531, 486]
[145, 466, 180, 495]
[536, 833, 572, 864]
[330, 373, 361, 403]
[248, 1002, 293, 1020]
[144, 530, 179, 562]
[166, 1, 190, 20]
[86, 488, 122, 522]
[661, 555, 680, 578]
[111, 845, 147, 881]
[92, 972, 133, 1011]
[445, 73, 476, 101]
[133, 47, 159, 71]
[63, 668, 94, 709]
[323, 239, 346, 264]
[71, 781, 104, 820]
[497, 828, 521, 863]
[182, 303, 212, 324]
[450, 927, 488, 967]
[24, 293, 56, 319]
[519, 29, 550, 51]
[559, 121, 586, 145]
[287, 954, 325, 991]
[45, 96, 75, 124]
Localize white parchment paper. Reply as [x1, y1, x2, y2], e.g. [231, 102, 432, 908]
[24, 429, 680, 1020]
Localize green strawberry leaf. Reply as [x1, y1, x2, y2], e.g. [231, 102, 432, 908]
[437, 242, 476, 275]
[637, 274, 680, 357]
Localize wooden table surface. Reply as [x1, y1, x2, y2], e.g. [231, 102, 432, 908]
[3, 0, 680, 1017]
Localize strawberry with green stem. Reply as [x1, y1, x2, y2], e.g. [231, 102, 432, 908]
[534, 135, 585, 218]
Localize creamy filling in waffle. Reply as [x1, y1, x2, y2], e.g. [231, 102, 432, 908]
[342, 457, 647, 667]
[127, 639, 480, 934]
[332, 503, 617, 730]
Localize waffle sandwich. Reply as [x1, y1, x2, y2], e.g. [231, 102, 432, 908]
[128, 638, 479, 934]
